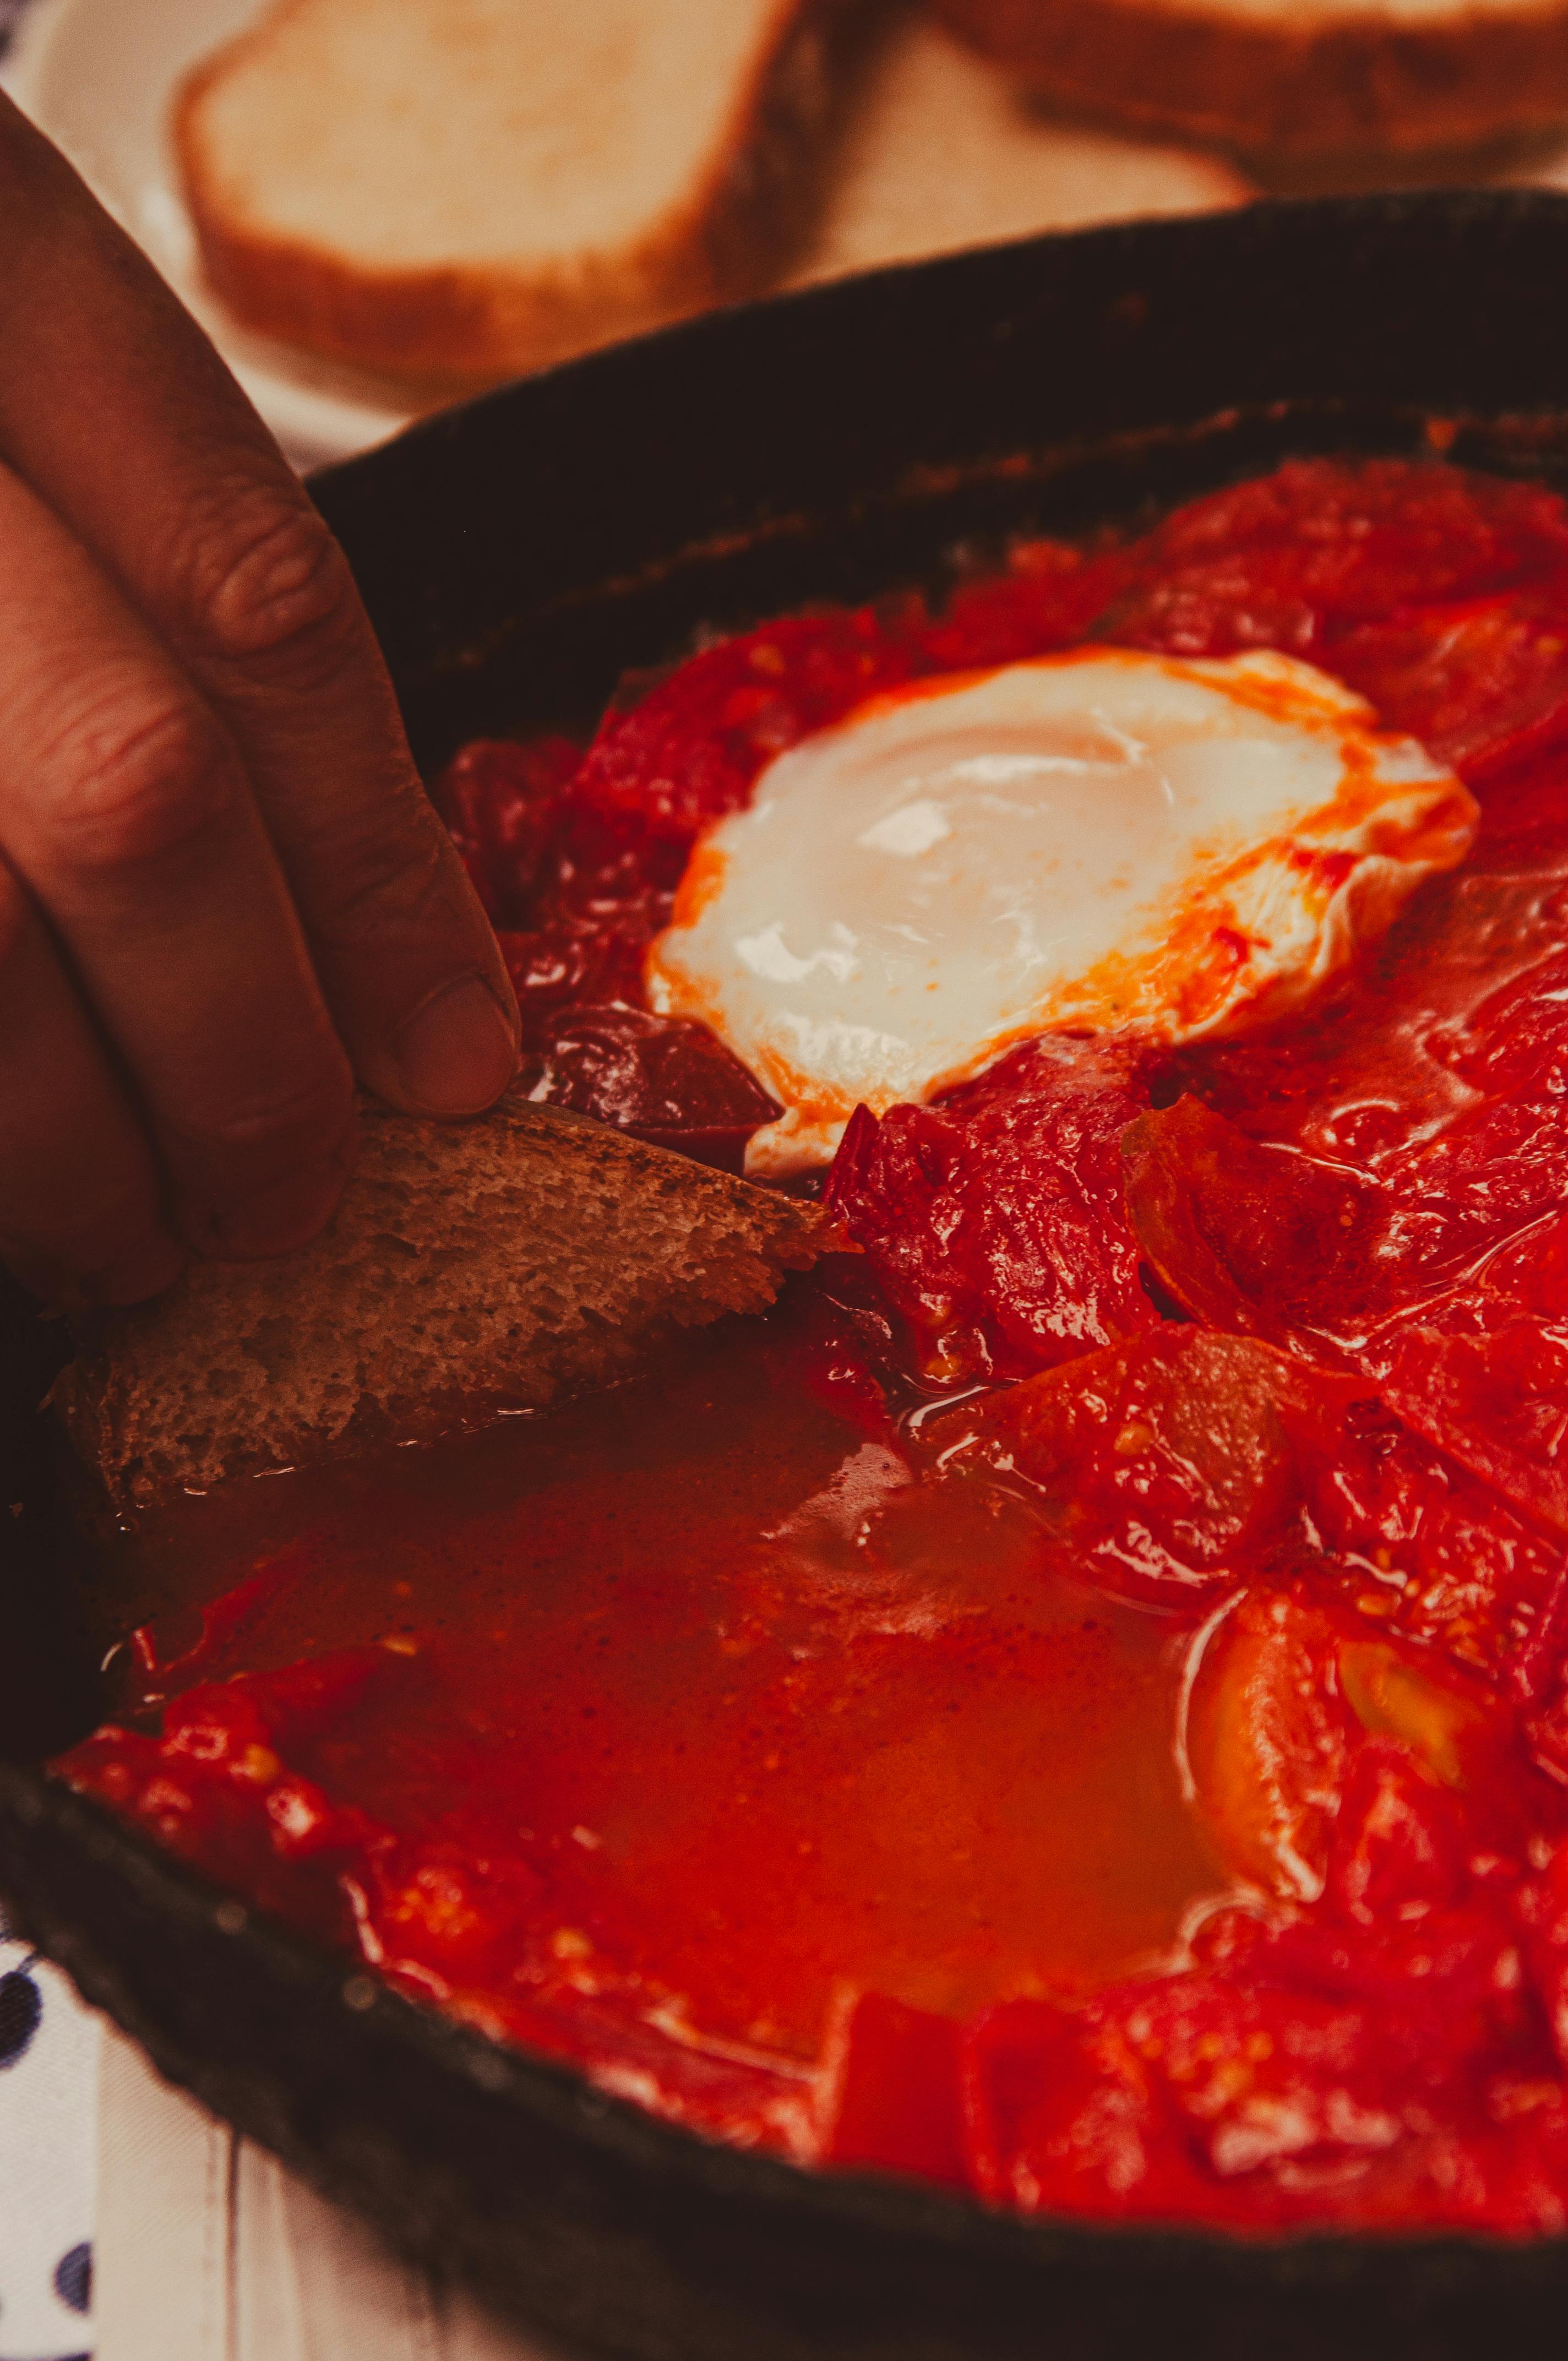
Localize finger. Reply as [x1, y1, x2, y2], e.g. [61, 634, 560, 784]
[0, 860, 184, 1307]
[0, 97, 518, 1117]
[0, 455, 358, 1259]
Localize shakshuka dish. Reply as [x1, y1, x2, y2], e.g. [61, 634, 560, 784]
[61, 454, 1568, 2235]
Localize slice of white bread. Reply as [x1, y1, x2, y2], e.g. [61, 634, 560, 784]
[796, 20, 1250, 282]
[55, 1095, 827, 1513]
[936, 0, 1568, 157]
[173, 0, 844, 384]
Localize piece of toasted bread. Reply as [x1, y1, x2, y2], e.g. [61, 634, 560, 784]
[937, 0, 1568, 156]
[55, 1096, 827, 1513]
[796, 19, 1249, 281]
[173, 0, 846, 385]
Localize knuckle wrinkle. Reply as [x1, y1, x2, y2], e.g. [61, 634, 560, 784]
[181, 492, 353, 671]
[37, 695, 232, 875]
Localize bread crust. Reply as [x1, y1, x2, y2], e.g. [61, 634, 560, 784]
[938, 0, 1568, 155]
[55, 1095, 828, 1512]
[175, 0, 857, 385]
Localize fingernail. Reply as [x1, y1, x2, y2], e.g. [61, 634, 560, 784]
[394, 974, 519, 1115]
[211, 1155, 348, 1260]
[97, 1234, 188, 1307]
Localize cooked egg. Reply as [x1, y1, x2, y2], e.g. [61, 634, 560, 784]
[645, 648, 1477, 1176]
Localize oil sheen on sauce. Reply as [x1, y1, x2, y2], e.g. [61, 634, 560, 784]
[103, 1302, 1229, 2069]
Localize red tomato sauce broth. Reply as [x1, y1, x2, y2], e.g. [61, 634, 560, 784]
[60, 457, 1568, 2236]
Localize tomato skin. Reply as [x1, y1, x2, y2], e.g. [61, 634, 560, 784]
[824, 1038, 1160, 1386]
[1121, 1093, 1381, 1352]
[518, 1003, 782, 1175]
[1333, 591, 1568, 784]
[1299, 1400, 1567, 1695]
[1185, 1589, 1351, 1901]
[495, 922, 650, 1052]
[815, 1991, 968, 2188]
[432, 736, 583, 927]
[964, 1330, 1306, 1606]
[1381, 1321, 1568, 1539]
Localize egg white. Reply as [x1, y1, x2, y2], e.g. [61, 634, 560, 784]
[645, 648, 1477, 1176]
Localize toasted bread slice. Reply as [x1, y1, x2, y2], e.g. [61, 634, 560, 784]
[174, 0, 843, 385]
[55, 1096, 827, 1513]
[938, 0, 1568, 156]
[796, 20, 1249, 282]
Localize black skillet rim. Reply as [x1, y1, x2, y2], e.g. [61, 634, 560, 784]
[8, 189, 1568, 2354]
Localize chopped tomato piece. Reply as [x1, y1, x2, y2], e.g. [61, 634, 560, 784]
[1104, 459, 1568, 660]
[62, 1652, 413, 1940]
[431, 734, 582, 926]
[1324, 1740, 1468, 1926]
[128, 1552, 301, 1683]
[1121, 1094, 1382, 1354]
[963, 1951, 1516, 2227]
[348, 1841, 547, 1996]
[815, 1989, 967, 2187]
[1471, 1214, 1568, 1328]
[824, 1037, 1159, 1385]
[1304, 1397, 1567, 1692]
[1335, 590, 1568, 784]
[1382, 1321, 1568, 1538]
[518, 1003, 782, 1174]
[965, 1330, 1305, 1604]
[1185, 1590, 1351, 1900]
[1336, 1640, 1502, 1791]
[1110, 1973, 1406, 2187]
[164, 1649, 391, 1756]
[963, 1999, 1195, 2218]
[496, 921, 651, 1052]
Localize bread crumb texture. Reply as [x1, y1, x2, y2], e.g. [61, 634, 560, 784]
[175, 0, 842, 380]
[56, 1096, 826, 1510]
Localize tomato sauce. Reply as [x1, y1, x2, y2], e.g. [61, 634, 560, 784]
[59, 457, 1568, 2235]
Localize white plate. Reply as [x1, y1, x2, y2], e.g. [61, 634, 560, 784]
[4, 0, 415, 469]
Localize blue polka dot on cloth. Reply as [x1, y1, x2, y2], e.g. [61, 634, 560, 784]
[0, 1913, 95, 2361]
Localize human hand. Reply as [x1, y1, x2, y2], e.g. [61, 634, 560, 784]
[0, 95, 520, 1310]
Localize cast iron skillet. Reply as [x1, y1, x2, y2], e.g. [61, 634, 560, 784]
[6, 191, 1568, 2360]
